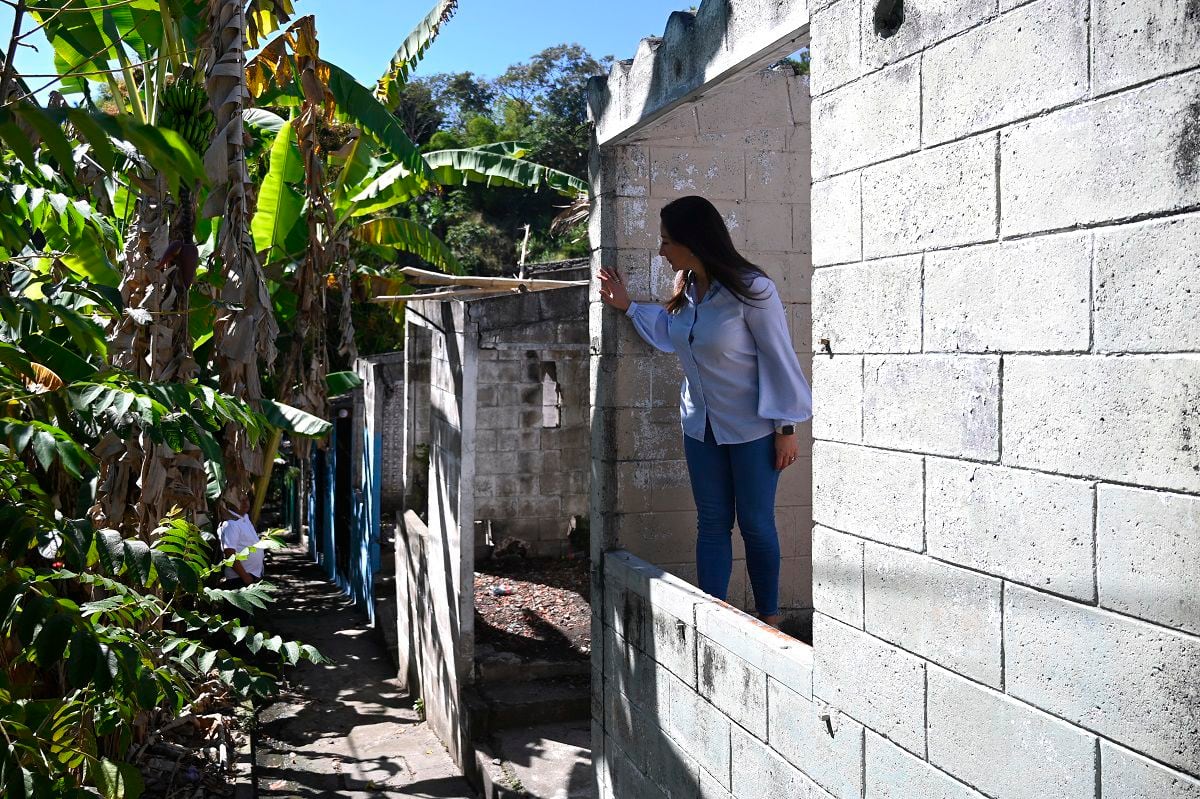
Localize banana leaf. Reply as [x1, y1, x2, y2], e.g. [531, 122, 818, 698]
[351, 217, 462, 275]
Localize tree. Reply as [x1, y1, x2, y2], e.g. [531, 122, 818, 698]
[393, 79, 445, 145]
[427, 71, 495, 129]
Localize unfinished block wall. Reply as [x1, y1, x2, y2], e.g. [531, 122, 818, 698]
[807, 0, 1200, 791]
[590, 67, 814, 612]
[470, 275, 592, 557]
[588, 0, 1199, 796]
[394, 302, 476, 769]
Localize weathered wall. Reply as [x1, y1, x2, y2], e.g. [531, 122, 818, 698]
[590, 0, 1200, 796]
[806, 0, 1200, 791]
[394, 302, 476, 768]
[470, 268, 591, 556]
[591, 66, 814, 612]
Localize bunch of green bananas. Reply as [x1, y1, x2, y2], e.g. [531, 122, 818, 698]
[158, 79, 216, 155]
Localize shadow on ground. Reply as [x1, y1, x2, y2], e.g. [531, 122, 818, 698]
[255, 541, 478, 798]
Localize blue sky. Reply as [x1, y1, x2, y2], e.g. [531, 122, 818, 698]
[2, 0, 689, 95]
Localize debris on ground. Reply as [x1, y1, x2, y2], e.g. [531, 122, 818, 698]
[132, 677, 250, 798]
[474, 556, 591, 661]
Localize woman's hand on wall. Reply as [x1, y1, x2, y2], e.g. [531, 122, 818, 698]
[598, 267, 632, 312]
[774, 432, 799, 471]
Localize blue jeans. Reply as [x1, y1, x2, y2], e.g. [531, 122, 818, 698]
[683, 422, 781, 616]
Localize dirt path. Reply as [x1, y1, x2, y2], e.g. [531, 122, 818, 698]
[254, 541, 477, 798]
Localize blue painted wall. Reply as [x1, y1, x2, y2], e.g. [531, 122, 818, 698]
[303, 394, 382, 622]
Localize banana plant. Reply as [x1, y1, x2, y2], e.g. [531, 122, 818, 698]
[21, 0, 295, 536]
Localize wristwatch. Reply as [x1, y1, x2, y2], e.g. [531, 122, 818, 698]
[775, 423, 796, 435]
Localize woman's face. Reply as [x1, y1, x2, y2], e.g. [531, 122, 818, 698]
[658, 224, 695, 271]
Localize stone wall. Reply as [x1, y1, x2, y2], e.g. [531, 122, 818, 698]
[589, 0, 1200, 797]
[590, 66, 815, 612]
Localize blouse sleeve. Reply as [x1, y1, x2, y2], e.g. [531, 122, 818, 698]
[626, 301, 675, 353]
[743, 278, 813, 425]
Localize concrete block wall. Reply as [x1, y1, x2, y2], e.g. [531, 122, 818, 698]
[588, 0, 1199, 797]
[396, 301, 476, 769]
[469, 276, 591, 556]
[805, 0, 1200, 792]
[596, 551, 841, 799]
[590, 67, 815, 612]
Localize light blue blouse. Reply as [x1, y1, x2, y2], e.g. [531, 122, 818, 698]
[625, 273, 813, 445]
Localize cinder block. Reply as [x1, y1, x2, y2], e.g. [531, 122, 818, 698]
[613, 461, 655, 516]
[747, 149, 811, 203]
[650, 147, 746, 200]
[743, 201, 795, 252]
[1001, 72, 1200, 237]
[1101, 741, 1200, 799]
[812, 58, 920, 180]
[863, 355, 1000, 460]
[789, 302, 814, 352]
[1005, 584, 1200, 773]
[812, 171, 861, 266]
[779, 556, 814, 609]
[861, 0, 992, 68]
[669, 675, 733, 789]
[923, 234, 1091, 353]
[864, 543, 1002, 687]
[603, 626, 658, 712]
[699, 768, 735, 799]
[693, 70, 796, 133]
[642, 721, 702, 799]
[862, 135, 997, 259]
[927, 665, 1097, 799]
[697, 636, 768, 740]
[812, 442, 924, 550]
[812, 526, 864, 628]
[615, 512, 697, 565]
[731, 725, 813, 797]
[609, 144, 650, 198]
[812, 355, 863, 444]
[612, 743, 669, 799]
[649, 458, 695, 513]
[613, 195, 664, 251]
[793, 202, 813, 253]
[926, 459, 1095, 601]
[605, 684, 650, 773]
[1094, 214, 1200, 352]
[812, 257, 922, 353]
[1093, 0, 1200, 94]
[810, 0, 864, 96]
[648, 603, 699, 687]
[1097, 484, 1200, 635]
[769, 679, 865, 799]
[611, 406, 681, 462]
[812, 615, 926, 756]
[695, 602, 815, 698]
[865, 731, 987, 799]
[778, 451, 813, 508]
[1002, 355, 1200, 493]
[922, 0, 1088, 145]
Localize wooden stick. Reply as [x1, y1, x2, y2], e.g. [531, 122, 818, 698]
[397, 265, 587, 291]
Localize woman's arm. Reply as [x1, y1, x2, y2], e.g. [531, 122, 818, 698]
[599, 266, 675, 353]
[743, 277, 813, 425]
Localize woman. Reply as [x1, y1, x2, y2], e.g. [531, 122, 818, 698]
[598, 195, 812, 627]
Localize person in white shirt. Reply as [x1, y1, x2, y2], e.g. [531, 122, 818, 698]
[217, 495, 264, 587]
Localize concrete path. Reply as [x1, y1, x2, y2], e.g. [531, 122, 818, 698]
[254, 541, 477, 798]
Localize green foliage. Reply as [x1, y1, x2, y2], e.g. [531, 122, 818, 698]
[0, 261, 321, 797]
[0, 465, 325, 797]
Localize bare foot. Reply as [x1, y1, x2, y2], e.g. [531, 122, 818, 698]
[758, 613, 783, 629]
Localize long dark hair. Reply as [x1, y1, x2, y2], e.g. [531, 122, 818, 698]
[661, 195, 768, 314]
